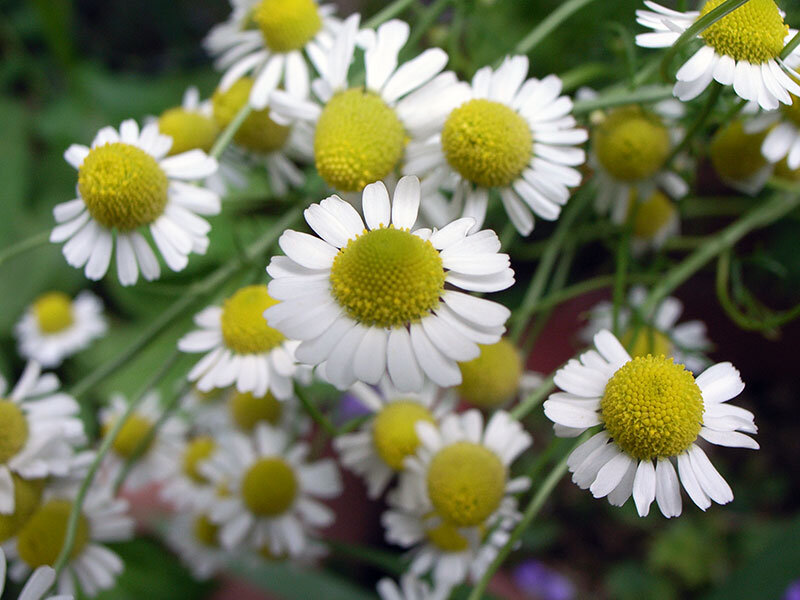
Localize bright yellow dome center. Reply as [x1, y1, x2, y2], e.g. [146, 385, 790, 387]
[628, 190, 677, 241]
[192, 514, 220, 547]
[457, 339, 523, 408]
[709, 120, 768, 181]
[601, 355, 703, 460]
[183, 436, 216, 484]
[594, 106, 670, 182]
[330, 227, 445, 328]
[33, 291, 74, 334]
[314, 88, 406, 192]
[426, 518, 471, 552]
[699, 0, 788, 64]
[0, 476, 44, 543]
[229, 391, 283, 431]
[78, 142, 168, 231]
[0, 400, 29, 464]
[372, 401, 435, 470]
[241, 457, 297, 516]
[158, 107, 219, 156]
[17, 499, 90, 568]
[107, 413, 155, 459]
[253, 0, 322, 52]
[220, 285, 286, 354]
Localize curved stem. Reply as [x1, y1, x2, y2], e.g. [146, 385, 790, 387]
[295, 383, 337, 436]
[612, 204, 637, 335]
[364, 0, 416, 29]
[511, 374, 555, 421]
[780, 30, 800, 60]
[405, 0, 452, 51]
[0, 231, 50, 267]
[211, 103, 252, 159]
[513, 0, 600, 55]
[666, 82, 722, 165]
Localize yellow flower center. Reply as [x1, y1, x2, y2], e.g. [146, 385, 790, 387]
[107, 413, 155, 459]
[158, 107, 219, 156]
[699, 0, 788, 64]
[253, 0, 322, 52]
[330, 227, 445, 328]
[601, 355, 703, 461]
[427, 442, 507, 527]
[0, 400, 29, 463]
[442, 99, 533, 188]
[314, 88, 406, 192]
[371, 401, 435, 471]
[32, 291, 74, 334]
[192, 514, 220, 548]
[220, 285, 286, 354]
[0, 476, 45, 543]
[457, 339, 523, 408]
[628, 190, 677, 241]
[594, 106, 670, 182]
[212, 78, 291, 154]
[425, 518, 471, 552]
[17, 499, 90, 568]
[229, 391, 283, 431]
[780, 92, 800, 127]
[709, 120, 768, 181]
[182, 436, 216, 484]
[241, 457, 297, 516]
[621, 327, 673, 359]
[78, 142, 168, 231]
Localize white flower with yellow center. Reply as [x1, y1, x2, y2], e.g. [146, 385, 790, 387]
[205, 0, 339, 109]
[404, 55, 586, 236]
[201, 423, 342, 555]
[270, 15, 459, 194]
[377, 573, 450, 600]
[0, 548, 73, 600]
[334, 380, 455, 499]
[98, 392, 187, 492]
[0, 363, 84, 515]
[710, 118, 773, 194]
[544, 329, 758, 518]
[15, 291, 106, 368]
[179, 284, 302, 399]
[636, 0, 800, 110]
[5, 484, 133, 597]
[628, 190, 681, 254]
[747, 90, 800, 169]
[159, 435, 220, 512]
[165, 511, 234, 580]
[383, 410, 530, 586]
[52, 119, 220, 286]
[265, 177, 514, 392]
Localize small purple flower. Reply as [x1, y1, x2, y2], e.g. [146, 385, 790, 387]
[513, 560, 575, 600]
[784, 579, 800, 600]
[337, 392, 371, 424]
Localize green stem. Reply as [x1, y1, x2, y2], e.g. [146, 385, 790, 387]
[211, 103, 252, 159]
[363, 0, 416, 29]
[513, 0, 600, 55]
[680, 197, 752, 218]
[612, 205, 636, 335]
[572, 85, 673, 115]
[666, 82, 722, 164]
[295, 383, 337, 436]
[780, 30, 800, 59]
[0, 231, 50, 267]
[522, 245, 575, 355]
[511, 373, 555, 420]
[515, 222, 617, 260]
[559, 63, 612, 92]
[405, 0, 452, 50]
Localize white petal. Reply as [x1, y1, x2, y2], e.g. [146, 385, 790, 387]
[632, 459, 657, 517]
[387, 327, 424, 392]
[655, 459, 682, 518]
[362, 181, 392, 230]
[391, 176, 421, 230]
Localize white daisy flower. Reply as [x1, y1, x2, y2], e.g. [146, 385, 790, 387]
[179, 284, 302, 399]
[14, 291, 106, 368]
[629, 190, 681, 255]
[0, 547, 72, 600]
[383, 410, 530, 587]
[0, 363, 84, 514]
[747, 91, 800, 170]
[52, 119, 221, 286]
[377, 573, 450, 600]
[710, 118, 773, 195]
[165, 511, 234, 580]
[543, 329, 759, 518]
[404, 54, 587, 236]
[202, 423, 342, 555]
[205, 0, 339, 109]
[159, 434, 220, 512]
[636, 0, 800, 110]
[98, 392, 187, 491]
[5, 483, 134, 597]
[334, 379, 456, 499]
[582, 287, 711, 373]
[271, 15, 459, 194]
[265, 177, 514, 393]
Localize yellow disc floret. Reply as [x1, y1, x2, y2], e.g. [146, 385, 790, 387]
[183, 436, 216, 484]
[241, 457, 297, 516]
[220, 285, 286, 354]
[330, 227, 445, 328]
[78, 142, 168, 231]
[314, 89, 406, 192]
[621, 327, 673, 359]
[594, 106, 670, 182]
[17, 499, 90, 567]
[457, 339, 523, 408]
[426, 519, 471, 552]
[0, 400, 29, 463]
[441, 99, 533, 188]
[229, 391, 283, 431]
[700, 0, 788, 64]
[253, 0, 322, 52]
[0, 476, 45, 543]
[192, 514, 220, 547]
[33, 291, 74, 334]
[601, 355, 703, 460]
[107, 414, 155, 459]
[628, 190, 677, 241]
[372, 401, 435, 470]
[212, 78, 291, 154]
[709, 120, 768, 182]
[158, 107, 219, 156]
[427, 442, 507, 527]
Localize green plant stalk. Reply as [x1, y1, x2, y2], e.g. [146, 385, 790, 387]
[466, 431, 593, 600]
[511, 373, 555, 420]
[514, 222, 618, 260]
[295, 383, 338, 436]
[665, 82, 722, 165]
[522, 245, 575, 355]
[364, 0, 416, 29]
[780, 30, 800, 59]
[405, 0, 452, 50]
[211, 103, 252, 159]
[0, 231, 50, 268]
[572, 85, 673, 115]
[612, 204, 637, 335]
[513, 0, 600, 55]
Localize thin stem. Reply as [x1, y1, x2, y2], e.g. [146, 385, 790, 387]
[559, 62, 612, 92]
[295, 383, 337, 437]
[363, 0, 416, 29]
[666, 82, 722, 165]
[522, 245, 575, 355]
[405, 0, 451, 51]
[513, 0, 600, 55]
[511, 373, 555, 421]
[210, 103, 252, 159]
[0, 231, 50, 267]
[515, 222, 617, 260]
[780, 30, 800, 59]
[612, 204, 637, 335]
[572, 85, 673, 115]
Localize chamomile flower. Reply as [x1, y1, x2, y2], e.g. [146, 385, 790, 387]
[205, 0, 339, 109]
[165, 511, 233, 580]
[265, 177, 514, 392]
[52, 119, 221, 286]
[543, 329, 758, 518]
[98, 392, 187, 491]
[748, 91, 800, 169]
[377, 573, 450, 600]
[271, 16, 458, 194]
[0, 363, 84, 514]
[636, 0, 800, 110]
[383, 410, 530, 586]
[0, 548, 72, 600]
[710, 119, 772, 194]
[159, 435, 220, 512]
[627, 190, 681, 255]
[201, 424, 342, 555]
[179, 284, 302, 399]
[404, 55, 587, 236]
[5, 484, 134, 597]
[333, 380, 456, 498]
[15, 291, 106, 368]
